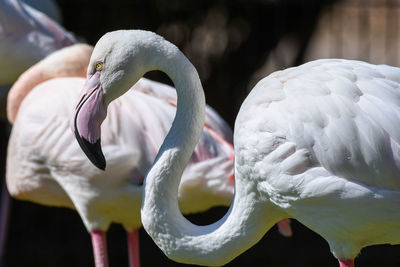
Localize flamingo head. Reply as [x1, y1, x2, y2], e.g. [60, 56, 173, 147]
[71, 30, 162, 170]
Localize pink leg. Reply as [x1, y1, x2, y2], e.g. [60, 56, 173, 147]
[277, 218, 292, 237]
[91, 230, 109, 267]
[0, 182, 11, 264]
[339, 259, 354, 267]
[127, 229, 140, 267]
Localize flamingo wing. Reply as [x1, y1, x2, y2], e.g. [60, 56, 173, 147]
[238, 59, 400, 193]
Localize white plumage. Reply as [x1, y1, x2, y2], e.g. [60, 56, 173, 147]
[235, 59, 400, 261]
[71, 30, 400, 267]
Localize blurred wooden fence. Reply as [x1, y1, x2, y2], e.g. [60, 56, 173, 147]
[253, 0, 400, 88]
[306, 0, 400, 65]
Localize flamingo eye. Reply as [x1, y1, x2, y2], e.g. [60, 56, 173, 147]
[95, 62, 103, 71]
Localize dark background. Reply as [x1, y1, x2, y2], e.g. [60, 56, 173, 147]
[2, 0, 400, 266]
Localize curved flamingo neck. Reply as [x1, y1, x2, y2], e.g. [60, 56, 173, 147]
[7, 44, 92, 123]
[139, 36, 282, 265]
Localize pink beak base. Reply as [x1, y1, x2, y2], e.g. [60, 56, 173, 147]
[72, 71, 107, 170]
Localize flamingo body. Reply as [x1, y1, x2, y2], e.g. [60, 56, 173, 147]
[235, 59, 400, 260]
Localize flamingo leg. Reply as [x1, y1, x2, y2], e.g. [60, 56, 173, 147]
[0, 123, 10, 266]
[127, 229, 140, 267]
[91, 230, 109, 267]
[0, 181, 11, 265]
[339, 259, 354, 267]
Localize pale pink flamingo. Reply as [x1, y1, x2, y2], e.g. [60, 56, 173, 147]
[73, 30, 400, 267]
[6, 44, 235, 267]
[0, 0, 75, 263]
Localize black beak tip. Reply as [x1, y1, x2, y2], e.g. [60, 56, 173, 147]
[74, 130, 106, 171]
[94, 157, 106, 171]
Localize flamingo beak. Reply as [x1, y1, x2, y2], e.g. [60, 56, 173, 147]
[72, 72, 107, 170]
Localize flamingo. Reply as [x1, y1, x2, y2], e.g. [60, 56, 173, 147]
[0, 0, 75, 263]
[72, 29, 400, 267]
[6, 44, 235, 267]
[0, 0, 75, 89]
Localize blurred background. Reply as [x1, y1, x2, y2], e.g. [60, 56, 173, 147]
[2, 0, 400, 266]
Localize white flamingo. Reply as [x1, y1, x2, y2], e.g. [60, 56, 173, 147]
[72, 30, 400, 267]
[0, 0, 75, 263]
[6, 44, 235, 267]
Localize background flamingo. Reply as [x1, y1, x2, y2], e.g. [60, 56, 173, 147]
[73, 30, 400, 267]
[0, 0, 75, 92]
[0, 0, 75, 264]
[6, 44, 235, 267]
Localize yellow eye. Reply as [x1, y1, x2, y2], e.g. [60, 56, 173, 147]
[95, 62, 103, 71]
